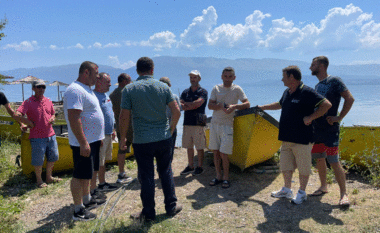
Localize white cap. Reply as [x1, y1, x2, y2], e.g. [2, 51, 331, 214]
[189, 70, 201, 78]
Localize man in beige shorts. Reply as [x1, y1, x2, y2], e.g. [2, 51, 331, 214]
[258, 65, 331, 204]
[180, 70, 208, 176]
[208, 67, 250, 189]
[94, 72, 118, 195]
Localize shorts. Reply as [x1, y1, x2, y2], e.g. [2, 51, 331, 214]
[208, 124, 233, 155]
[280, 141, 313, 176]
[116, 131, 132, 154]
[312, 143, 340, 164]
[71, 140, 101, 180]
[182, 125, 206, 150]
[30, 135, 59, 166]
[99, 135, 113, 166]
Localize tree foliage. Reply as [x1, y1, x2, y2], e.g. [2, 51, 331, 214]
[0, 16, 7, 41]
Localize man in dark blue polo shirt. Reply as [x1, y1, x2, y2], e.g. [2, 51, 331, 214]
[259, 65, 331, 205]
[180, 70, 208, 176]
[119, 57, 182, 222]
[309, 56, 355, 206]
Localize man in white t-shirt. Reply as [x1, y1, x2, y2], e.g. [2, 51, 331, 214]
[208, 67, 250, 189]
[64, 61, 106, 221]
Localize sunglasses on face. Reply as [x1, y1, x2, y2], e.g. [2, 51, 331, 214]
[35, 86, 46, 89]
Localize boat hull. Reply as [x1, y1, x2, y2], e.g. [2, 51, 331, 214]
[20, 132, 133, 175]
[206, 107, 282, 170]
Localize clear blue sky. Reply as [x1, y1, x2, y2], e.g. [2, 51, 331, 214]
[1, 0, 380, 71]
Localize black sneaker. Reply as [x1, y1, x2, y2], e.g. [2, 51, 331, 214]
[91, 189, 107, 200]
[116, 173, 133, 184]
[180, 166, 194, 175]
[84, 197, 106, 210]
[72, 207, 96, 221]
[192, 167, 204, 176]
[97, 182, 118, 192]
[167, 204, 182, 217]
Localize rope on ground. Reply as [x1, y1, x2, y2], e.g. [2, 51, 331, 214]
[253, 165, 280, 174]
[91, 178, 138, 233]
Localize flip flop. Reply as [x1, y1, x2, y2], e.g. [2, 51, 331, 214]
[310, 189, 328, 196]
[209, 178, 222, 186]
[37, 182, 47, 188]
[339, 195, 350, 207]
[222, 180, 230, 189]
[46, 177, 63, 184]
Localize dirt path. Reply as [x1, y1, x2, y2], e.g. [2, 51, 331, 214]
[18, 148, 380, 232]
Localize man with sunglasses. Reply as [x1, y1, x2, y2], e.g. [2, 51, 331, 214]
[16, 80, 61, 188]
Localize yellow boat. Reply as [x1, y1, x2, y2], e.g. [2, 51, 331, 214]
[205, 107, 282, 170]
[0, 115, 133, 175]
[340, 126, 380, 166]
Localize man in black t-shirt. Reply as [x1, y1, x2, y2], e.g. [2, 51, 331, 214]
[259, 66, 331, 205]
[180, 70, 208, 176]
[0, 92, 33, 126]
[309, 56, 355, 206]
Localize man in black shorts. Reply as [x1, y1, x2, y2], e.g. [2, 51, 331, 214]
[64, 61, 106, 221]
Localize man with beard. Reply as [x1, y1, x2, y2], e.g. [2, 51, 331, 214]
[309, 56, 355, 207]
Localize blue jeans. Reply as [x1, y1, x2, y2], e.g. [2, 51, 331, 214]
[133, 137, 177, 219]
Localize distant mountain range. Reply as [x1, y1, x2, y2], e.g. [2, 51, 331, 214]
[1, 56, 380, 86]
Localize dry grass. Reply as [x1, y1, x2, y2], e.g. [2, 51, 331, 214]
[6, 148, 380, 232]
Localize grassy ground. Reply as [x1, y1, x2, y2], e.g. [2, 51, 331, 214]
[1, 139, 380, 232]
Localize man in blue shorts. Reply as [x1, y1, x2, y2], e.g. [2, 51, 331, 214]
[119, 57, 181, 222]
[309, 56, 355, 206]
[64, 61, 106, 221]
[259, 65, 331, 204]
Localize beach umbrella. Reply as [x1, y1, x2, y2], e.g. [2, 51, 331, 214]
[8, 75, 48, 101]
[49, 81, 69, 102]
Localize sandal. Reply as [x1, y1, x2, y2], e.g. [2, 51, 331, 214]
[339, 194, 350, 207]
[222, 180, 230, 189]
[46, 177, 63, 184]
[37, 182, 47, 188]
[310, 189, 328, 196]
[209, 178, 222, 186]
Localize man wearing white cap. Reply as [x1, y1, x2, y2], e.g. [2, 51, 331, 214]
[16, 80, 61, 188]
[180, 70, 208, 176]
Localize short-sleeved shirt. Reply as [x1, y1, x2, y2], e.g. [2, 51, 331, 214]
[210, 84, 247, 126]
[0, 92, 9, 106]
[180, 86, 208, 126]
[278, 83, 326, 145]
[109, 86, 123, 131]
[17, 96, 56, 139]
[313, 76, 348, 133]
[121, 75, 174, 144]
[64, 81, 105, 146]
[166, 94, 180, 124]
[94, 91, 115, 135]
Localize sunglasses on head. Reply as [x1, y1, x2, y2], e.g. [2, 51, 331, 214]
[35, 86, 46, 89]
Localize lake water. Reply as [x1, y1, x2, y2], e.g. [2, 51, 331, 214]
[2, 78, 379, 147]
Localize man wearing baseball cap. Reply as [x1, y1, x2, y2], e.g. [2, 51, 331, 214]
[16, 80, 61, 188]
[180, 70, 208, 176]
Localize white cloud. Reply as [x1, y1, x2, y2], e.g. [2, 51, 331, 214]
[141, 31, 177, 51]
[104, 43, 121, 48]
[93, 42, 102, 49]
[360, 20, 380, 48]
[209, 10, 270, 48]
[68, 43, 84, 49]
[108, 56, 135, 70]
[49, 45, 63, 50]
[179, 6, 218, 49]
[3, 40, 39, 51]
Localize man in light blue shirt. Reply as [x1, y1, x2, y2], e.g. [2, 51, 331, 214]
[119, 57, 181, 222]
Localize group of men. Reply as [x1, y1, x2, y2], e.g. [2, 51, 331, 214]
[259, 56, 354, 206]
[0, 54, 353, 222]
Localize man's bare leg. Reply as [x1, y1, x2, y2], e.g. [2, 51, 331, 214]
[331, 162, 347, 199]
[98, 166, 106, 184]
[117, 153, 126, 174]
[34, 165, 44, 185]
[283, 170, 293, 189]
[187, 148, 195, 168]
[196, 149, 204, 168]
[316, 158, 328, 192]
[213, 150, 222, 180]
[45, 161, 55, 183]
[220, 152, 230, 181]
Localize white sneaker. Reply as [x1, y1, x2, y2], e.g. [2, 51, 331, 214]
[271, 187, 293, 199]
[291, 190, 307, 204]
